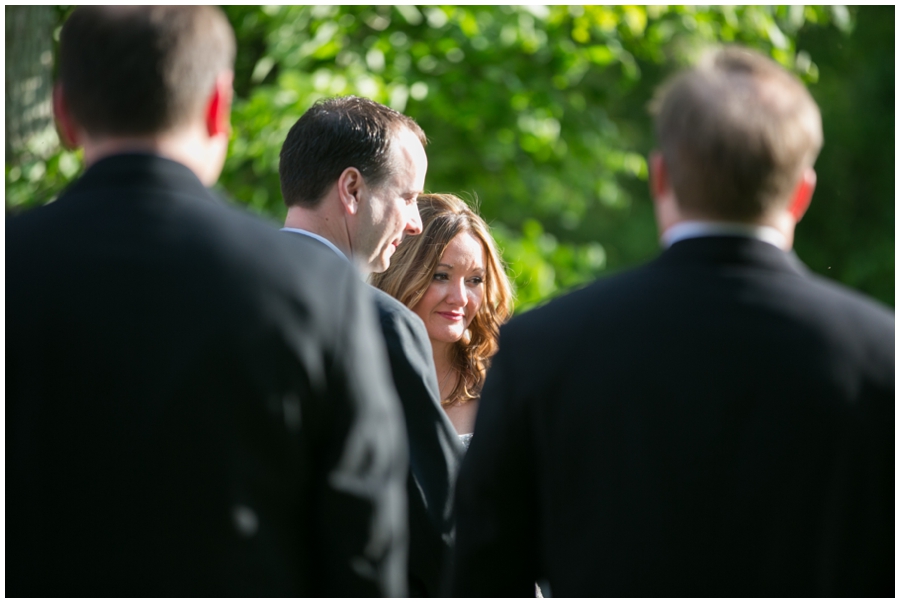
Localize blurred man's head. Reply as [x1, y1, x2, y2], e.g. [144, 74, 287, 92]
[280, 96, 428, 274]
[55, 6, 236, 184]
[650, 46, 822, 228]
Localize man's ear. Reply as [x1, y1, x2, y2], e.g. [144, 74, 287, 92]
[337, 167, 363, 215]
[649, 150, 685, 236]
[649, 150, 669, 202]
[788, 167, 816, 222]
[53, 83, 80, 149]
[205, 71, 234, 138]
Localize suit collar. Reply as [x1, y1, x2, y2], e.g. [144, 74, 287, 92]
[662, 220, 787, 250]
[66, 152, 211, 201]
[281, 227, 350, 263]
[660, 235, 808, 278]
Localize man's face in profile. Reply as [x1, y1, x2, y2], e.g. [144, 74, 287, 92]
[355, 127, 428, 274]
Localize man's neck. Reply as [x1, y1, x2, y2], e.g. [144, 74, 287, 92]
[284, 204, 376, 277]
[82, 138, 161, 166]
[658, 202, 797, 251]
[287, 200, 361, 252]
[284, 205, 352, 256]
[80, 125, 225, 186]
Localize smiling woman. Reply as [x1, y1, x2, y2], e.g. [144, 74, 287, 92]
[413, 231, 486, 349]
[371, 193, 514, 439]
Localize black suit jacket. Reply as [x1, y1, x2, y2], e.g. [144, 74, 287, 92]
[282, 230, 463, 596]
[370, 287, 463, 597]
[451, 236, 894, 597]
[7, 154, 408, 597]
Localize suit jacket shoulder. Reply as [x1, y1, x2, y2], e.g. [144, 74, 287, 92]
[492, 263, 653, 403]
[801, 269, 894, 362]
[368, 285, 464, 596]
[454, 236, 895, 596]
[7, 154, 408, 597]
[370, 287, 442, 403]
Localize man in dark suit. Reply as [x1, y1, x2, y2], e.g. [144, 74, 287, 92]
[7, 7, 407, 597]
[279, 96, 464, 596]
[451, 46, 894, 597]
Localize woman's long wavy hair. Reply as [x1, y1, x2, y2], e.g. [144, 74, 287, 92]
[371, 193, 514, 406]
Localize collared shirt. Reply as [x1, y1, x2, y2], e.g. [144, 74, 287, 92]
[281, 227, 350, 263]
[661, 220, 788, 251]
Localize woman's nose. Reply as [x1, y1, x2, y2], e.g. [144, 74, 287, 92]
[447, 279, 467, 306]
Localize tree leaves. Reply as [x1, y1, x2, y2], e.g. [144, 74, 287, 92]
[7, 6, 891, 308]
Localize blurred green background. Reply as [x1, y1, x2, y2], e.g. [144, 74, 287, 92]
[6, 6, 894, 311]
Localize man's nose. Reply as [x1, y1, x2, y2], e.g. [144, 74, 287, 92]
[405, 203, 423, 236]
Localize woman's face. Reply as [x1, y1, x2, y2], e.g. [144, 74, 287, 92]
[412, 231, 486, 346]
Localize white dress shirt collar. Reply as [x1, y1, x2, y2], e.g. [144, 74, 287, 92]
[661, 220, 788, 251]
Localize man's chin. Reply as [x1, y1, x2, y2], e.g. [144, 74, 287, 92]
[368, 257, 390, 275]
[375, 250, 396, 273]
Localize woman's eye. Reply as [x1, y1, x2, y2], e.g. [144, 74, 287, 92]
[433, 272, 449, 281]
[468, 276, 484, 285]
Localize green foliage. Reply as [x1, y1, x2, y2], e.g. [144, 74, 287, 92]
[7, 6, 893, 311]
[793, 6, 894, 305]
[6, 147, 82, 212]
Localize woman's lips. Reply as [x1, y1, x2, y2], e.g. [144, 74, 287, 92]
[437, 311, 464, 321]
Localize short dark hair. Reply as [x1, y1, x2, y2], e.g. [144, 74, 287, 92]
[650, 46, 823, 221]
[279, 96, 427, 208]
[59, 6, 235, 138]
